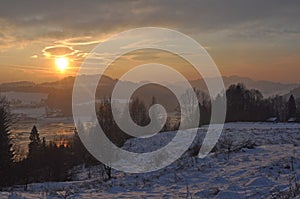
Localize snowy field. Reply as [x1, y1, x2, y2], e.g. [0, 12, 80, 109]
[12, 107, 46, 118]
[2, 122, 300, 198]
[1, 92, 48, 105]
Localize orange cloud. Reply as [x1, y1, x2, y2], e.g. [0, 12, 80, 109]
[42, 45, 78, 58]
[57, 36, 104, 46]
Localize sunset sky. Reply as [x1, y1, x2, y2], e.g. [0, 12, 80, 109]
[0, 0, 299, 83]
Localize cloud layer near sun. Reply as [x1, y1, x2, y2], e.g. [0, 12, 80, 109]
[0, 0, 299, 83]
[42, 46, 78, 58]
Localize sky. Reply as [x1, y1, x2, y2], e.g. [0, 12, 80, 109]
[0, 0, 299, 83]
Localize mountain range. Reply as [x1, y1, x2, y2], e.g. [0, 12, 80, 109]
[1, 75, 299, 116]
[1, 75, 298, 98]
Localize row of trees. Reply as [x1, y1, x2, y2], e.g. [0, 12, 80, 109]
[97, 96, 176, 147]
[225, 84, 299, 122]
[1, 124, 103, 188]
[78, 83, 300, 125]
[181, 83, 299, 124]
[0, 95, 108, 188]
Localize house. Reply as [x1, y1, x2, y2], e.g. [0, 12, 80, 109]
[266, 117, 278, 123]
[287, 117, 298, 123]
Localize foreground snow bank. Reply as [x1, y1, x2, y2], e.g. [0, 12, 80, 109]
[2, 122, 300, 198]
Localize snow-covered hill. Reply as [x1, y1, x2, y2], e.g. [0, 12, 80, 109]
[2, 123, 300, 198]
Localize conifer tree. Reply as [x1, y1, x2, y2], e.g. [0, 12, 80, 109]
[0, 96, 14, 186]
[28, 125, 41, 159]
[287, 95, 297, 119]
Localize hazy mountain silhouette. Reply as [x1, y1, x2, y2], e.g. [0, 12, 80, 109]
[286, 86, 300, 99]
[1, 75, 298, 97]
[177, 75, 299, 97]
[1, 75, 299, 116]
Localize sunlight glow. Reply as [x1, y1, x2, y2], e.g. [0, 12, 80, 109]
[55, 57, 69, 72]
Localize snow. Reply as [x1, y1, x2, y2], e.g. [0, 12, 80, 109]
[1, 92, 48, 105]
[2, 122, 300, 198]
[12, 107, 46, 118]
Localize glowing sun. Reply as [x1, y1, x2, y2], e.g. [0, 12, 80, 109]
[55, 57, 69, 72]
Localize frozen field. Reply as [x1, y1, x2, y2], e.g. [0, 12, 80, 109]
[2, 122, 300, 198]
[1, 92, 48, 104]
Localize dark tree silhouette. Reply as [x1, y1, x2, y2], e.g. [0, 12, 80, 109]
[71, 128, 98, 166]
[28, 125, 41, 159]
[97, 98, 129, 147]
[225, 84, 287, 121]
[287, 95, 297, 119]
[149, 96, 161, 130]
[226, 83, 249, 121]
[130, 97, 150, 126]
[0, 96, 14, 187]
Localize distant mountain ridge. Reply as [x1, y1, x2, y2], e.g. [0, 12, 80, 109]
[286, 86, 300, 99]
[1, 75, 299, 117]
[1, 75, 299, 98]
[171, 75, 299, 97]
[222, 76, 299, 97]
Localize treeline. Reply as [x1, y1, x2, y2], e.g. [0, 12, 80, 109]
[97, 97, 177, 147]
[181, 83, 300, 124]
[225, 83, 299, 122]
[0, 97, 119, 188]
[1, 124, 100, 188]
